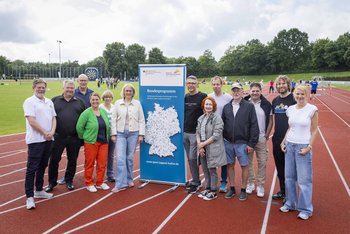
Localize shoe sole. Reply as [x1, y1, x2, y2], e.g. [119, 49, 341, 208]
[239, 197, 247, 201]
[203, 196, 217, 201]
[26, 205, 36, 210]
[34, 194, 53, 199]
[224, 194, 235, 199]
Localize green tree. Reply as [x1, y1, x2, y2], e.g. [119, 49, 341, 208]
[126, 43, 146, 77]
[103, 42, 127, 78]
[311, 39, 330, 70]
[175, 56, 200, 76]
[148, 47, 166, 64]
[197, 49, 218, 77]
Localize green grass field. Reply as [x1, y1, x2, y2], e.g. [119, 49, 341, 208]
[0, 71, 349, 135]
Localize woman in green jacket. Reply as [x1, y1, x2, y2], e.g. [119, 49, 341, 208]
[76, 92, 110, 192]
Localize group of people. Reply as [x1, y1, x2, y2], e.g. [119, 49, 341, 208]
[23, 74, 145, 210]
[184, 75, 318, 220]
[23, 73, 318, 220]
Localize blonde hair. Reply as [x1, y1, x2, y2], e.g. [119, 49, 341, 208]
[294, 85, 308, 95]
[101, 90, 114, 100]
[120, 83, 136, 98]
[211, 75, 223, 85]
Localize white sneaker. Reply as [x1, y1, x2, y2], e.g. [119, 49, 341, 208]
[26, 197, 36, 210]
[256, 185, 265, 197]
[34, 190, 53, 199]
[96, 183, 110, 190]
[86, 185, 97, 192]
[298, 212, 312, 220]
[246, 183, 255, 194]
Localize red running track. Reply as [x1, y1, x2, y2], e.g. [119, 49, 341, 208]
[0, 87, 349, 233]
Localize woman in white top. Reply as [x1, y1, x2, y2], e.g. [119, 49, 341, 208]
[110, 84, 145, 192]
[100, 90, 115, 182]
[279, 85, 318, 220]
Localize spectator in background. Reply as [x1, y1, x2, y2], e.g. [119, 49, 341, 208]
[310, 78, 319, 100]
[110, 84, 145, 192]
[269, 80, 275, 93]
[271, 75, 296, 200]
[196, 97, 227, 200]
[100, 90, 116, 182]
[279, 85, 318, 220]
[183, 75, 207, 194]
[76, 92, 110, 192]
[291, 80, 296, 93]
[244, 82, 273, 198]
[46, 80, 85, 193]
[23, 79, 56, 209]
[222, 83, 259, 201]
[208, 75, 232, 193]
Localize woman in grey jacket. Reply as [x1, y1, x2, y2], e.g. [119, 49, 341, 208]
[196, 97, 227, 200]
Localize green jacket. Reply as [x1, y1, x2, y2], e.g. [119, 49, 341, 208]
[76, 107, 110, 144]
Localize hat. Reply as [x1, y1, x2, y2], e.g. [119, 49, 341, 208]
[231, 83, 243, 90]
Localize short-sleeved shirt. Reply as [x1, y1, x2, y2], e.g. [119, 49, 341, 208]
[272, 93, 296, 139]
[310, 81, 318, 91]
[184, 92, 207, 133]
[74, 88, 94, 108]
[209, 92, 232, 117]
[286, 103, 318, 144]
[23, 95, 56, 144]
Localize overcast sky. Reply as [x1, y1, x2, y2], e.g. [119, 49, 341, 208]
[0, 0, 349, 64]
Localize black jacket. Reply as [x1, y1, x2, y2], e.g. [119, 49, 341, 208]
[244, 95, 272, 132]
[222, 98, 259, 148]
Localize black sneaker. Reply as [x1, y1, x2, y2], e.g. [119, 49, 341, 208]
[272, 191, 285, 200]
[225, 188, 236, 198]
[107, 177, 115, 182]
[188, 185, 200, 194]
[185, 181, 191, 190]
[203, 192, 217, 201]
[198, 190, 210, 198]
[239, 190, 247, 201]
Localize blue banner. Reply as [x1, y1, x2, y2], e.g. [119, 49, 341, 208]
[139, 64, 186, 185]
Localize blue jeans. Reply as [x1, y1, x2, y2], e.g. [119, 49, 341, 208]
[115, 131, 139, 189]
[106, 140, 116, 179]
[285, 142, 313, 215]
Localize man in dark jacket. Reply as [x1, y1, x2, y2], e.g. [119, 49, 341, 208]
[244, 82, 273, 198]
[222, 83, 259, 201]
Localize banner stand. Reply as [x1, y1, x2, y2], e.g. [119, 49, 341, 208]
[139, 64, 187, 188]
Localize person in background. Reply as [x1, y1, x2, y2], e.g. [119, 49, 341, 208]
[100, 90, 116, 182]
[196, 97, 227, 200]
[291, 80, 296, 93]
[46, 80, 85, 193]
[23, 79, 56, 209]
[184, 75, 207, 194]
[269, 80, 275, 93]
[110, 84, 145, 192]
[244, 82, 273, 198]
[76, 92, 110, 192]
[222, 83, 259, 201]
[271, 75, 296, 200]
[279, 85, 318, 220]
[310, 78, 319, 100]
[208, 75, 232, 193]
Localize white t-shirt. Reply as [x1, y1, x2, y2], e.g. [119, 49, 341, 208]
[99, 103, 114, 123]
[209, 92, 232, 117]
[286, 103, 317, 144]
[251, 100, 267, 137]
[23, 95, 56, 144]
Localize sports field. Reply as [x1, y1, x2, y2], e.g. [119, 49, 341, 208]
[0, 83, 349, 233]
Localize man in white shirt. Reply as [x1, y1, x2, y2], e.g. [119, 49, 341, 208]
[23, 79, 56, 209]
[244, 82, 273, 197]
[208, 76, 232, 193]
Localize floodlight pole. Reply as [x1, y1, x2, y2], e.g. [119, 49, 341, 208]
[57, 40, 62, 78]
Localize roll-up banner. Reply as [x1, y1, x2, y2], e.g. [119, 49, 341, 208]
[139, 64, 186, 185]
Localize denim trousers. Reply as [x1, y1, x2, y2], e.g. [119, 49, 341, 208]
[285, 142, 313, 215]
[115, 130, 139, 189]
[106, 140, 116, 179]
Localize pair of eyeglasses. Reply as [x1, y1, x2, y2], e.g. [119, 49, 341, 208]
[186, 82, 197, 85]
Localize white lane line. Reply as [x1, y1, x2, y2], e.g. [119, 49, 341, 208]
[316, 97, 350, 128]
[0, 149, 26, 155]
[318, 127, 350, 197]
[0, 167, 26, 177]
[0, 150, 26, 159]
[0, 139, 25, 146]
[0, 170, 141, 212]
[260, 169, 277, 234]
[153, 194, 192, 234]
[322, 91, 350, 105]
[64, 187, 170, 234]
[0, 161, 27, 168]
[0, 132, 25, 138]
[43, 193, 114, 234]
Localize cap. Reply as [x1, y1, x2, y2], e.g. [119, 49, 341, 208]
[231, 83, 243, 90]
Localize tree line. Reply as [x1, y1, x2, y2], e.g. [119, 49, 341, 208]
[1, 28, 349, 79]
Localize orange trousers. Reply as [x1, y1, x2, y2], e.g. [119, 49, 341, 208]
[84, 142, 108, 186]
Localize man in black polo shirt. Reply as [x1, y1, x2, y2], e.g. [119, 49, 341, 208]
[184, 75, 207, 193]
[46, 80, 85, 192]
